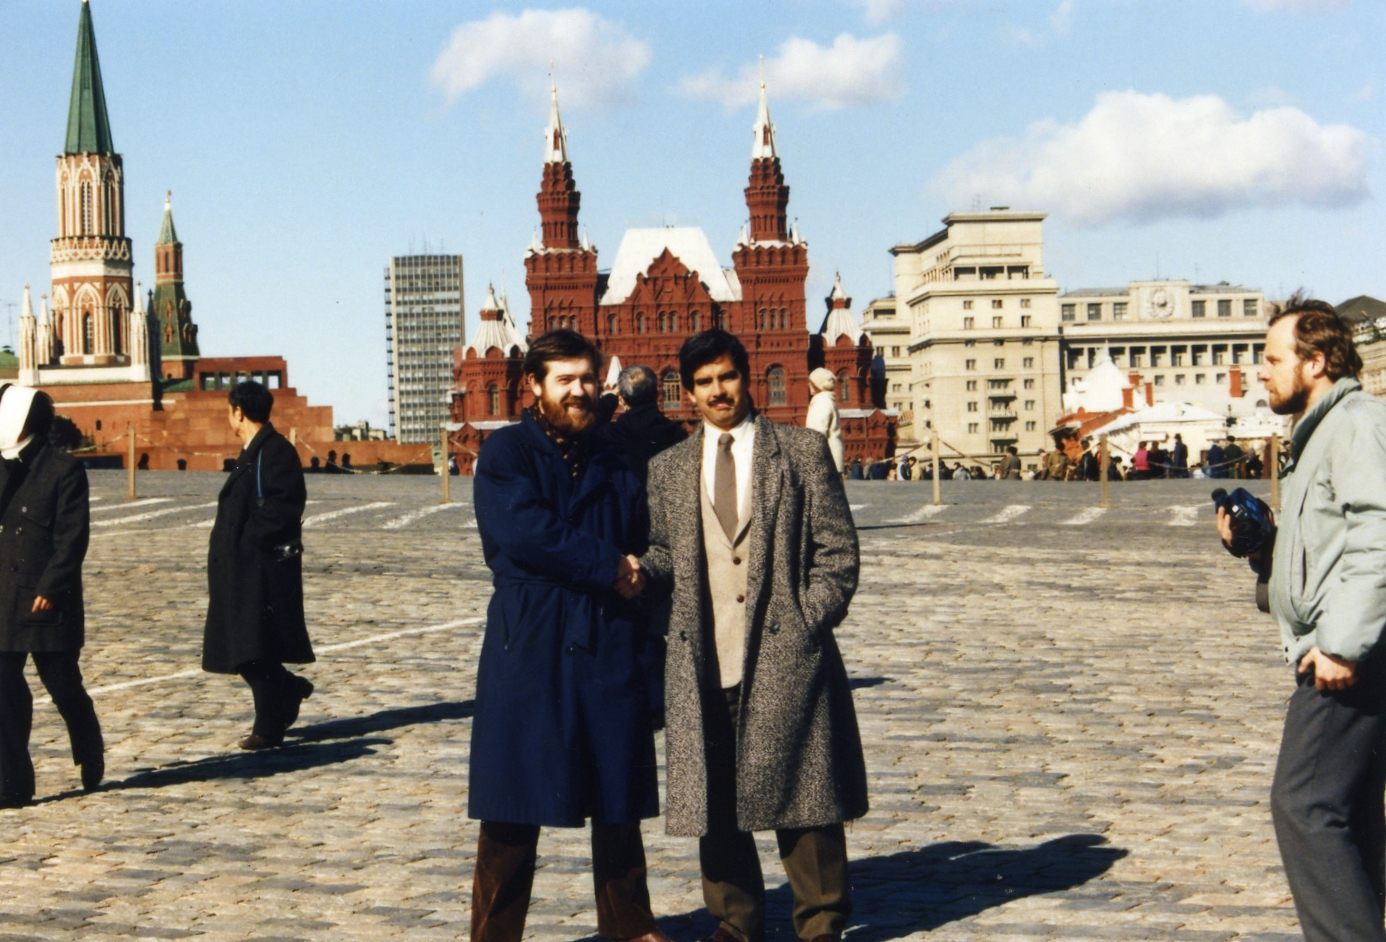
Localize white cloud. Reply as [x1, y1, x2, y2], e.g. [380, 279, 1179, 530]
[932, 91, 1373, 226]
[681, 33, 902, 111]
[1009, 0, 1076, 46]
[430, 8, 651, 107]
[1243, 0, 1348, 11]
[856, 0, 906, 24]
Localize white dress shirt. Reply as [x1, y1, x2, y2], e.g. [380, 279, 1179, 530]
[701, 412, 756, 528]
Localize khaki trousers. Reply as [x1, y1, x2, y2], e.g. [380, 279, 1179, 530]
[700, 685, 851, 942]
[471, 820, 658, 942]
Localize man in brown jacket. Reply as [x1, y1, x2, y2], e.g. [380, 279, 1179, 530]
[642, 330, 868, 942]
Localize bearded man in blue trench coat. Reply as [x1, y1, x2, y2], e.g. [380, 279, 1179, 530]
[468, 330, 673, 942]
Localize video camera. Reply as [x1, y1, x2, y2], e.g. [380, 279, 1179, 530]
[1211, 487, 1275, 558]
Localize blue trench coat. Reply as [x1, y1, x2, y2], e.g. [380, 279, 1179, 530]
[468, 412, 659, 827]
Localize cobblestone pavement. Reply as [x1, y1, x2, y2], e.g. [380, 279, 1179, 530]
[0, 470, 1300, 941]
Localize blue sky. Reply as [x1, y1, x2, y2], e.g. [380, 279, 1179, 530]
[1, 0, 1382, 427]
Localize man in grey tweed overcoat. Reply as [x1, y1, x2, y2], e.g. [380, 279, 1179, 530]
[641, 330, 868, 942]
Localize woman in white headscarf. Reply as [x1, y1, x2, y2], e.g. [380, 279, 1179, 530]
[805, 367, 845, 473]
[0, 384, 102, 804]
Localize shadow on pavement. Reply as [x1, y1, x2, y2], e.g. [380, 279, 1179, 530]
[289, 699, 475, 744]
[75, 700, 477, 794]
[641, 834, 1127, 942]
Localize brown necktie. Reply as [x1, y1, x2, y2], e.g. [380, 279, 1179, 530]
[714, 432, 737, 541]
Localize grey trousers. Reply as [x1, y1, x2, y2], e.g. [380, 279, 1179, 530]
[700, 685, 851, 942]
[1272, 661, 1386, 942]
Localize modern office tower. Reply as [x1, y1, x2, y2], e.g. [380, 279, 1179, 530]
[385, 255, 464, 442]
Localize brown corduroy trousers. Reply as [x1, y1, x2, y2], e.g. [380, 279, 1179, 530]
[471, 820, 659, 942]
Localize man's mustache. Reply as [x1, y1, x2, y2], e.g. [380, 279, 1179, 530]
[708, 396, 734, 407]
[560, 395, 593, 411]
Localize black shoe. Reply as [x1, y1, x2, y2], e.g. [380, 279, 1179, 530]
[80, 755, 104, 793]
[0, 794, 32, 809]
[283, 675, 314, 730]
[238, 733, 284, 751]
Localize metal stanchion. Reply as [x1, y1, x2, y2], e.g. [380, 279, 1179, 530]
[1099, 433, 1110, 509]
[440, 424, 451, 505]
[931, 429, 942, 506]
[1270, 433, 1281, 512]
[127, 426, 137, 501]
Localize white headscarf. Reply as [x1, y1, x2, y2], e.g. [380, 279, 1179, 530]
[0, 384, 39, 460]
[809, 367, 837, 393]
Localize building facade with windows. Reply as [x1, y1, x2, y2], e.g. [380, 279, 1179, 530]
[447, 83, 896, 472]
[1059, 280, 1270, 415]
[385, 254, 465, 443]
[860, 294, 912, 434]
[890, 210, 1065, 461]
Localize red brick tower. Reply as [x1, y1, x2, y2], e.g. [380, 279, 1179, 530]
[731, 83, 812, 423]
[814, 274, 875, 408]
[525, 84, 601, 337]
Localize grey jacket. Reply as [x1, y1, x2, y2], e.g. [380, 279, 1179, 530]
[643, 415, 869, 837]
[1270, 378, 1386, 665]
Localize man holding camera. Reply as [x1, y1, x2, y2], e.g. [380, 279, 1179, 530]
[1217, 295, 1386, 942]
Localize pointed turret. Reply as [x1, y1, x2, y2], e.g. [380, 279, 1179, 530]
[36, 295, 54, 366]
[536, 82, 582, 250]
[820, 273, 863, 346]
[150, 193, 198, 367]
[128, 279, 150, 380]
[466, 284, 528, 358]
[744, 81, 790, 244]
[157, 191, 178, 244]
[65, 0, 114, 155]
[18, 286, 38, 383]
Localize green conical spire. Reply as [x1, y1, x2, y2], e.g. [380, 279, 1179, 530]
[157, 192, 178, 244]
[64, 0, 114, 155]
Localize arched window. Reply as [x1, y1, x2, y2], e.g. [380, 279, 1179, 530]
[608, 314, 618, 335]
[83, 312, 94, 354]
[838, 372, 849, 403]
[690, 312, 700, 332]
[658, 312, 667, 333]
[80, 181, 93, 235]
[112, 303, 124, 355]
[767, 366, 787, 406]
[780, 308, 789, 329]
[662, 370, 682, 409]
[716, 312, 726, 329]
[758, 309, 766, 330]
[636, 313, 646, 334]
[668, 313, 677, 333]
[488, 385, 500, 416]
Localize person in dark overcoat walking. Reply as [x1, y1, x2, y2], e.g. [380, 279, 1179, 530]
[469, 331, 672, 942]
[642, 331, 868, 942]
[597, 365, 688, 730]
[0, 384, 103, 804]
[203, 381, 314, 751]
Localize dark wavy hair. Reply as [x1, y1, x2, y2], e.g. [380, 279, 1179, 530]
[1269, 291, 1362, 381]
[228, 380, 275, 423]
[522, 329, 602, 383]
[678, 329, 751, 391]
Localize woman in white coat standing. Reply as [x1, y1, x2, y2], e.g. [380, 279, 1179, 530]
[805, 367, 845, 473]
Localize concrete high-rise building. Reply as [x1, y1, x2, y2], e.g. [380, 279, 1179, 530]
[385, 255, 464, 442]
[891, 210, 1064, 459]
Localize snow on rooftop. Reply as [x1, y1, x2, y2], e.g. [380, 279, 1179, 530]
[599, 228, 741, 306]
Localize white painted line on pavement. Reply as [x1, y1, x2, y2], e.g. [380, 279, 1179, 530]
[1169, 505, 1201, 527]
[849, 503, 870, 511]
[1063, 507, 1107, 526]
[899, 504, 947, 524]
[89, 496, 104, 502]
[380, 503, 468, 530]
[36, 616, 487, 704]
[982, 504, 1031, 524]
[90, 498, 170, 514]
[301, 501, 394, 528]
[92, 501, 219, 528]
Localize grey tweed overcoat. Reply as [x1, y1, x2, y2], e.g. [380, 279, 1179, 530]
[642, 415, 869, 837]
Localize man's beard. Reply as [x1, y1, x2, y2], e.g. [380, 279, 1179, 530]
[538, 390, 596, 436]
[1269, 372, 1310, 416]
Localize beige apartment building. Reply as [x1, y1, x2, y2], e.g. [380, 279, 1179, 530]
[890, 210, 1064, 461]
[860, 295, 912, 424]
[1060, 281, 1270, 416]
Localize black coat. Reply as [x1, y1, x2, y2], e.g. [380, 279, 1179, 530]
[203, 423, 313, 673]
[596, 403, 687, 485]
[0, 441, 88, 652]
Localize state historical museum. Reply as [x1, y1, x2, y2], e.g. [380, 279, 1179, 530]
[449, 85, 897, 472]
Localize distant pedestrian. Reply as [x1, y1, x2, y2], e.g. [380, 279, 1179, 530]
[906, 456, 918, 480]
[1223, 435, 1245, 479]
[1042, 447, 1070, 481]
[597, 365, 688, 486]
[805, 368, 845, 473]
[1170, 434, 1189, 478]
[848, 457, 863, 480]
[1147, 442, 1169, 480]
[953, 462, 969, 480]
[0, 385, 103, 803]
[642, 329, 867, 942]
[1001, 445, 1022, 480]
[307, 456, 321, 473]
[340, 453, 354, 473]
[868, 460, 889, 480]
[1077, 438, 1100, 482]
[1133, 442, 1150, 480]
[203, 381, 314, 751]
[1245, 449, 1264, 479]
[448, 456, 460, 476]
[1207, 439, 1227, 479]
